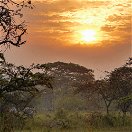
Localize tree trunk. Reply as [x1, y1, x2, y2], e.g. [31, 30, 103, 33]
[122, 111, 127, 126]
[106, 106, 109, 115]
[104, 100, 111, 115]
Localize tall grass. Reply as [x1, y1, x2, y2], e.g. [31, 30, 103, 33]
[19, 110, 131, 132]
[0, 110, 131, 132]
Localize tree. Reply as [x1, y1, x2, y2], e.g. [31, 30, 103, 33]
[125, 57, 132, 66]
[0, 57, 53, 131]
[44, 61, 95, 110]
[75, 78, 115, 114]
[0, 0, 32, 48]
[94, 79, 116, 115]
[47, 61, 94, 87]
[0, 59, 53, 107]
[48, 62, 95, 111]
[109, 66, 132, 116]
[75, 59, 132, 115]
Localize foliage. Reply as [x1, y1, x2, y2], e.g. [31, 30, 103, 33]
[94, 79, 116, 114]
[74, 78, 114, 114]
[47, 61, 93, 74]
[74, 60, 132, 115]
[13, 111, 132, 131]
[87, 112, 131, 128]
[51, 109, 71, 128]
[40, 61, 95, 111]
[109, 66, 132, 115]
[47, 61, 94, 85]
[125, 57, 132, 66]
[0, 0, 33, 48]
[55, 95, 86, 111]
[0, 57, 53, 131]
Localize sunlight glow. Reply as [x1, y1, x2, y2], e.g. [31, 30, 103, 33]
[80, 30, 96, 43]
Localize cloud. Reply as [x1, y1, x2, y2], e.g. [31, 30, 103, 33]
[107, 14, 131, 22]
[4, 0, 131, 79]
[24, 0, 131, 47]
[101, 25, 116, 32]
[32, 0, 109, 13]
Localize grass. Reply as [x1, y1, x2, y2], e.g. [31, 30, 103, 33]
[1, 110, 131, 132]
[15, 110, 132, 132]
[15, 127, 132, 132]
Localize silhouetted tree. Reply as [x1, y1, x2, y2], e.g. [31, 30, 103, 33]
[109, 66, 132, 116]
[45, 62, 95, 110]
[125, 57, 132, 66]
[0, 1, 53, 131]
[0, 56, 53, 131]
[75, 78, 115, 114]
[47, 61, 94, 86]
[0, 0, 32, 48]
[94, 79, 116, 115]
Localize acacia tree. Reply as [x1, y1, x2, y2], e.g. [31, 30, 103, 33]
[94, 79, 116, 115]
[75, 58, 132, 115]
[0, 57, 53, 131]
[109, 66, 132, 116]
[0, 2, 53, 130]
[96, 60, 132, 115]
[0, 0, 32, 48]
[44, 62, 95, 110]
[75, 78, 115, 114]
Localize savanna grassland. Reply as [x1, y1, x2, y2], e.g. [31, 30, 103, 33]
[0, 0, 132, 132]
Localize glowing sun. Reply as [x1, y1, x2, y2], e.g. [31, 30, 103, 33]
[80, 29, 96, 43]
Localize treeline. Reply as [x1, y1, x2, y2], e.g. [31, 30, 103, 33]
[0, 56, 131, 131]
[34, 60, 132, 117]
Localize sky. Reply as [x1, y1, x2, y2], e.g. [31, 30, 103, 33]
[4, 0, 132, 78]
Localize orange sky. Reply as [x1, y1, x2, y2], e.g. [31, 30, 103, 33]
[5, 0, 132, 78]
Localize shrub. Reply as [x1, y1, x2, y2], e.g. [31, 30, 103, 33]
[87, 112, 132, 128]
[88, 112, 104, 128]
[51, 109, 71, 128]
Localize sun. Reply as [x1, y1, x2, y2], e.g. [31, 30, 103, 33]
[80, 29, 96, 43]
[71, 29, 99, 45]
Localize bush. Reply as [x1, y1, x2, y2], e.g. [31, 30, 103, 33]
[51, 109, 71, 128]
[0, 112, 27, 132]
[88, 112, 104, 128]
[50, 109, 86, 129]
[87, 112, 132, 128]
[8, 111, 131, 131]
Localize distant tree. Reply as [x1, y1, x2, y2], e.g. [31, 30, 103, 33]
[94, 79, 116, 115]
[45, 62, 95, 110]
[75, 78, 116, 114]
[125, 57, 132, 66]
[75, 59, 132, 115]
[96, 60, 132, 115]
[47, 61, 94, 86]
[109, 66, 132, 116]
[55, 95, 86, 111]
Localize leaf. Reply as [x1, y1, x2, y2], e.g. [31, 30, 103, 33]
[0, 53, 5, 62]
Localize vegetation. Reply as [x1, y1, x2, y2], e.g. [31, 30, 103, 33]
[5, 110, 131, 132]
[0, 0, 131, 132]
[0, 0, 32, 47]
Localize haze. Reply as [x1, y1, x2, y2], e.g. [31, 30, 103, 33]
[5, 0, 132, 78]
